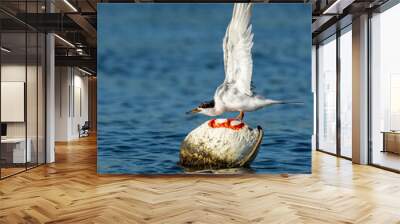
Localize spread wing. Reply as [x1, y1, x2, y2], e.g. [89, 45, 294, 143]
[222, 3, 254, 96]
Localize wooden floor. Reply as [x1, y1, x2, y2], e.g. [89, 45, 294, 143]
[1, 135, 400, 224]
[1, 167, 26, 178]
[372, 151, 400, 171]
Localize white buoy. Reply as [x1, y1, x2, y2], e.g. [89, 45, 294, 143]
[180, 118, 263, 170]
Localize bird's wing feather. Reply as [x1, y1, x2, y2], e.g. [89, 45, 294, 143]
[222, 3, 254, 96]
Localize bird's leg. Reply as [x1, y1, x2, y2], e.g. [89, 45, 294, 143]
[236, 111, 245, 121]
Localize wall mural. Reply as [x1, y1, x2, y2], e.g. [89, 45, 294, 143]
[98, 3, 312, 174]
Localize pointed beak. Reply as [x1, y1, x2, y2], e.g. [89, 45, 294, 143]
[186, 108, 200, 114]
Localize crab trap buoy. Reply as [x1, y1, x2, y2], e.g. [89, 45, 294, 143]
[180, 118, 263, 170]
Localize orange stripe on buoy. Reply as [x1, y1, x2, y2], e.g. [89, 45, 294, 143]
[208, 118, 244, 130]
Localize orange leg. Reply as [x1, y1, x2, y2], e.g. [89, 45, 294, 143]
[236, 111, 245, 121]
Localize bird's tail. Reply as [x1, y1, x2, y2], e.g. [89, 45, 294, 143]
[273, 100, 304, 105]
[262, 99, 304, 107]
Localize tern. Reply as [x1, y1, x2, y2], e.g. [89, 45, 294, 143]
[188, 3, 300, 121]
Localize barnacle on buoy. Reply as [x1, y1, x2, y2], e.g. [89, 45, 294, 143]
[180, 118, 263, 170]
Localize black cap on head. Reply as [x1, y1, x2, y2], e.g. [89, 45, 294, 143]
[199, 100, 215, 109]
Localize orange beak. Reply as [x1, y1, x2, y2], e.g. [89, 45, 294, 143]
[186, 108, 200, 114]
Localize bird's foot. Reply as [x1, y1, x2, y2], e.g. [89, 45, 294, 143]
[235, 111, 245, 121]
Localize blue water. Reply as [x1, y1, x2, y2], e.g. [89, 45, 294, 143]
[97, 3, 312, 174]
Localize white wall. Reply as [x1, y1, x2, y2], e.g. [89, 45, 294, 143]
[1, 65, 26, 141]
[1, 64, 26, 81]
[72, 73, 89, 138]
[1, 65, 38, 138]
[1, 63, 46, 164]
[55, 66, 70, 141]
[55, 67, 89, 141]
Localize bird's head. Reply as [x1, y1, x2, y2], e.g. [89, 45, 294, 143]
[187, 100, 218, 116]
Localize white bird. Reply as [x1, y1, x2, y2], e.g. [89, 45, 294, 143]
[188, 3, 300, 121]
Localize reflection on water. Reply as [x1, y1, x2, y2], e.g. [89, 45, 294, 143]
[98, 4, 312, 174]
[183, 167, 256, 174]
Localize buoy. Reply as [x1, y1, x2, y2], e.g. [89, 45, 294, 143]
[180, 118, 263, 170]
